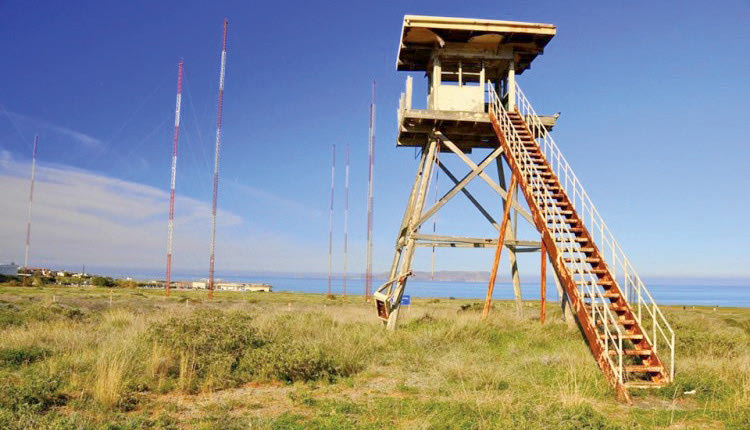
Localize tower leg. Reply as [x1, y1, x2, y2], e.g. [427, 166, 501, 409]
[552, 266, 576, 327]
[482, 174, 518, 320]
[385, 149, 428, 292]
[385, 138, 438, 330]
[497, 158, 524, 316]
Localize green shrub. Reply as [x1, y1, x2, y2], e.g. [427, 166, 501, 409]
[23, 303, 87, 323]
[0, 372, 67, 413]
[0, 301, 23, 328]
[92, 276, 116, 287]
[241, 341, 361, 383]
[147, 309, 263, 392]
[0, 346, 50, 368]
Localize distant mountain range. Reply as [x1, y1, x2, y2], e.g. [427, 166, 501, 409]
[389, 271, 491, 282]
[75, 266, 750, 287]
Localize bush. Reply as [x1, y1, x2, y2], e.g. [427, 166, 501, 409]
[0, 346, 50, 368]
[0, 274, 20, 283]
[0, 301, 23, 328]
[92, 276, 116, 287]
[147, 309, 263, 392]
[24, 303, 87, 323]
[0, 372, 67, 414]
[241, 341, 362, 383]
[117, 279, 138, 289]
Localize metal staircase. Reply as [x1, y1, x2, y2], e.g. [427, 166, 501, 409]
[488, 82, 675, 400]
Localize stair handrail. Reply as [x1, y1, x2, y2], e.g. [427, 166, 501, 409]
[511, 82, 675, 382]
[488, 83, 625, 383]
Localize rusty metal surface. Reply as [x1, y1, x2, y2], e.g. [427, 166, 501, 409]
[481, 174, 518, 320]
[488, 111, 670, 401]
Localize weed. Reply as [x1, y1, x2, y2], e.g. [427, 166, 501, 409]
[0, 346, 50, 367]
[243, 341, 360, 383]
[0, 371, 67, 413]
[147, 309, 263, 392]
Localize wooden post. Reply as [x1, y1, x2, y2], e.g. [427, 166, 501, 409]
[497, 157, 523, 316]
[386, 138, 439, 330]
[553, 268, 576, 327]
[507, 58, 516, 111]
[385, 149, 429, 295]
[482, 174, 518, 320]
[540, 241, 547, 324]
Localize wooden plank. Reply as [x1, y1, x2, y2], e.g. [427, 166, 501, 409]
[403, 15, 556, 35]
[412, 233, 540, 247]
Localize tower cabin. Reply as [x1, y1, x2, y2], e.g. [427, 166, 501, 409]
[397, 15, 557, 150]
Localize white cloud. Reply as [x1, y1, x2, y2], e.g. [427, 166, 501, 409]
[224, 179, 323, 218]
[0, 107, 102, 148]
[0, 154, 327, 274]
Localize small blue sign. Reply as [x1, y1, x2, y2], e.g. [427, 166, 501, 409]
[401, 295, 411, 306]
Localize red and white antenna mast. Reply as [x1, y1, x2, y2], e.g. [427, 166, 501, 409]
[165, 60, 183, 297]
[24, 135, 39, 270]
[327, 144, 336, 299]
[365, 81, 375, 301]
[342, 143, 350, 298]
[208, 19, 228, 299]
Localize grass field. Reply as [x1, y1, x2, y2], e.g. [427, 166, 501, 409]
[0, 284, 747, 429]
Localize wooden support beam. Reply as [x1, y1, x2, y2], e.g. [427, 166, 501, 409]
[437, 161, 499, 232]
[553, 267, 576, 328]
[541, 241, 547, 325]
[507, 58, 516, 111]
[414, 243, 540, 251]
[386, 138, 439, 330]
[416, 146, 504, 230]
[411, 233, 540, 247]
[384, 149, 429, 296]
[482, 174, 518, 320]
[498, 157, 523, 316]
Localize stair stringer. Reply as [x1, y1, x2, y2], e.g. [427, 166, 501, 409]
[489, 113, 633, 402]
[509, 114, 669, 385]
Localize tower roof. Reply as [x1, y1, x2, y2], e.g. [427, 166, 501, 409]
[397, 15, 556, 75]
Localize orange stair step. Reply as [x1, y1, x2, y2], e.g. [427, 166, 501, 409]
[625, 365, 663, 373]
[599, 333, 644, 340]
[608, 349, 652, 356]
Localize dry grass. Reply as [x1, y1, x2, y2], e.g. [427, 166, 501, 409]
[0, 285, 747, 429]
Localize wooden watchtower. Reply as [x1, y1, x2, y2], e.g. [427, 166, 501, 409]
[374, 15, 676, 401]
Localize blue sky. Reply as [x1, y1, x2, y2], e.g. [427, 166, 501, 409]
[0, 0, 748, 280]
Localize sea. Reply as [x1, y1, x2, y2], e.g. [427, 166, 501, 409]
[96, 269, 750, 308]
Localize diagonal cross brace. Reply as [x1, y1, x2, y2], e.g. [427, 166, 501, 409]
[415, 144, 504, 230]
[433, 131, 534, 226]
[437, 161, 499, 232]
[437, 161, 522, 244]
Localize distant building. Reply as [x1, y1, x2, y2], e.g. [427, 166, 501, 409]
[217, 282, 272, 292]
[0, 263, 19, 277]
[187, 280, 270, 292]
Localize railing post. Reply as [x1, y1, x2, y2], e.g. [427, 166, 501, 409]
[670, 332, 675, 380]
[653, 302, 658, 352]
[540, 242, 546, 324]
[405, 76, 413, 110]
[618, 336, 623, 383]
[638, 287, 642, 322]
